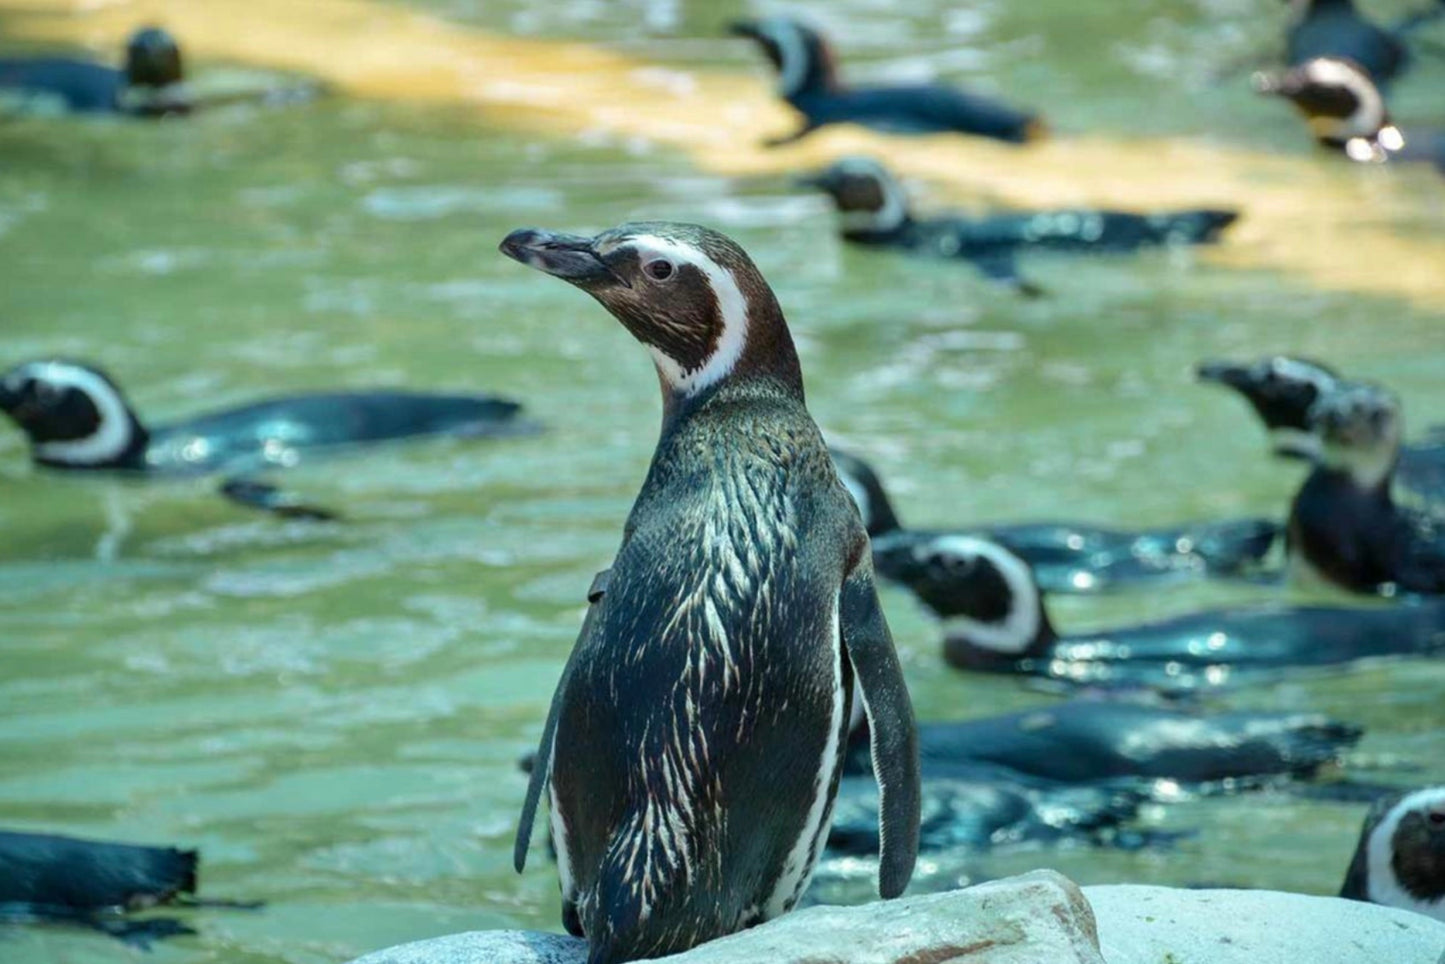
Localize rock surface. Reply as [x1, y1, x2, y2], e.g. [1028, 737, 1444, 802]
[348, 869, 1102, 964]
[1085, 884, 1445, 964]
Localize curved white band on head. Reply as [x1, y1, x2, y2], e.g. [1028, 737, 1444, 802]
[838, 162, 909, 235]
[1305, 58, 1386, 139]
[23, 362, 137, 466]
[760, 20, 812, 99]
[608, 234, 750, 398]
[929, 535, 1041, 654]
[1366, 787, 1445, 922]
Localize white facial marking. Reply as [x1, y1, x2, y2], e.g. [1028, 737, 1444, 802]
[761, 20, 812, 99]
[930, 536, 1042, 655]
[610, 234, 750, 397]
[18, 362, 137, 466]
[1305, 58, 1386, 140]
[1317, 390, 1402, 490]
[1366, 787, 1445, 922]
[1269, 426, 1324, 460]
[1271, 356, 1337, 391]
[838, 160, 909, 235]
[763, 594, 843, 918]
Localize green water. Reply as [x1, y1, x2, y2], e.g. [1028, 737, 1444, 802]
[2, 1, 1445, 961]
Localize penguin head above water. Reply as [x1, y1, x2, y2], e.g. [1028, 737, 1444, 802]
[1341, 787, 1445, 922]
[729, 17, 838, 100]
[124, 27, 184, 90]
[0, 360, 149, 470]
[500, 222, 802, 406]
[828, 447, 903, 537]
[1309, 380, 1402, 491]
[929, 536, 1056, 661]
[796, 157, 912, 236]
[1196, 355, 1341, 461]
[1254, 58, 1403, 161]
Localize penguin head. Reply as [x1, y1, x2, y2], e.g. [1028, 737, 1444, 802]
[0, 360, 148, 469]
[729, 17, 837, 99]
[124, 27, 184, 89]
[828, 447, 903, 537]
[1196, 355, 1341, 460]
[1253, 58, 1401, 159]
[501, 222, 802, 401]
[929, 537, 1053, 661]
[796, 157, 911, 235]
[1309, 381, 1402, 490]
[1344, 787, 1445, 921]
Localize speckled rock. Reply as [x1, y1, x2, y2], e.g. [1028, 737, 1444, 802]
[347, 869, 1102, 964]
[1085, 884, 1445, 964]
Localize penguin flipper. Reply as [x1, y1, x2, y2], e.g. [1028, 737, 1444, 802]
[218, 478, 339, 521]
[514, 569, 611, 873]
[839, 561, 920, 899]
[970, 253, 1044, 298]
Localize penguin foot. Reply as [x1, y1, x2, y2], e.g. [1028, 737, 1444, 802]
[218, 479, 340, 522]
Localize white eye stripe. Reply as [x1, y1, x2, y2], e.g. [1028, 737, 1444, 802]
[760, 20, 812, 98]
[928, 535, 1042, 655]
[1303, 58, 1386, 138]
[21, 362, 138, 466]
[612, 234, 750, 398]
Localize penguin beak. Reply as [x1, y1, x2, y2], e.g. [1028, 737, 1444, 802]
[1195, 361, 1254, 391]
[1252, 69, 1299, 98]
[499, 229, 631, 289]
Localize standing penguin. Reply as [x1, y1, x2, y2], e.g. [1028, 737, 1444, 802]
[501, 222, 920, 964]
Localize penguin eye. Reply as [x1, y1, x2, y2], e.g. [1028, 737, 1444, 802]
[644, 260, 675, 282]
[1427, 811, 1445, 826]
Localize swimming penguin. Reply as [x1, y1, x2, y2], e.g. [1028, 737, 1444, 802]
[933, 536, 1445, 693]
[798, 157, 1238, 294]
[846, 697, 1362, 793]
[831, 448, 1279, 601]
[1340, 786, 1445, 921]
[827, 770, 1145, 858]
[0, 830, 253, 946]
[729, 18, 1041, 147]
[0, 27, 187, 117]
[502, 221, 920, 963]
[1255, 57, 1445, 171]
[1288, 381, 1445, 596]
[0, 359, 529, 520]
[1285, 0, 1408, 84]
[1197, 355, 1445, 500]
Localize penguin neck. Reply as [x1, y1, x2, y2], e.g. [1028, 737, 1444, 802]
[655, 314, 806, 437]
[780, 40, 839, 105]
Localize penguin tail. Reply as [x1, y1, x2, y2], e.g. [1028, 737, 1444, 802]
[1161, 208, 1240, 244]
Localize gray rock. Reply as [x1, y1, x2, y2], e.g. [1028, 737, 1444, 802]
[350, 930, 585, 964]
[1085, 884, 1445, 964]
[347, 869, 1102, 964]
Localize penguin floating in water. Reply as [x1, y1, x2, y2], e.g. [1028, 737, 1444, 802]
[1284, 0, 1409, 84]
[933, 536, 1445, 693]
[1340, 786, 1445, 921]
[1255, 57, 1445, 172]
[798, 157, 1239, 294]
[827, 768, 1145, 859]
[846, 697, 1361, 795]
[0, 27, 187, 117]
[1288, 381, 1445, 596]
[502, 221, 920, 963]
[0, 830, 255, 946]
[0, 359, 530, 520]
[831, 448, 1278, 601]
[1197, 355, 1445, 501]
[729, 18, 1041, 147]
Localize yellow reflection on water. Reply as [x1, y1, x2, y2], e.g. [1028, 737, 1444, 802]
[6, 0, 1445, 309]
